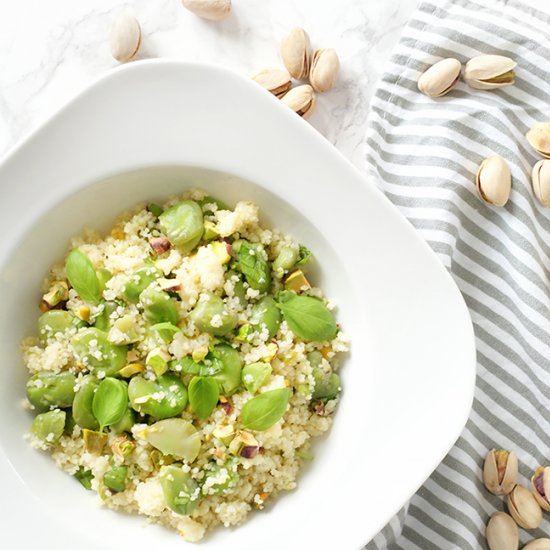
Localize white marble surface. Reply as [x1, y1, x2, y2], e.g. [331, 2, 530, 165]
[0, 0, 418, 170]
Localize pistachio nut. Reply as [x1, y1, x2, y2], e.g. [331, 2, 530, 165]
[531, 466, 550, 511]
[531, 160, 550, 206]
[109, 14, 142, 63]
[483, 449, 518, 496]
[280, 27, 311, 79]
[476, 155, 512, 207]
[309, 48, 340, 93]
[464, 54, 516, 90]
[417, 58, 461, 98]
[251, 69, 292, 98]
[507, 485, 542, 529]
[486, 512, 519, 550]
[181, 0, 231, 21]
[526, 123, 550, 158]
[524, 539, 550, 550]
[280, 85, 316, 119]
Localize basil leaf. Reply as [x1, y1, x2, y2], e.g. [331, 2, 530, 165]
[296, 244, 312, 266]
[238, 241, 271, 293]
[92, 377, 128, 431]
[277, 291, 337, 342]
[188, 376, 219, 419]
[241, 388, 290, 431]
[74, 467, 93, 490]
[66, 249, 101, 304]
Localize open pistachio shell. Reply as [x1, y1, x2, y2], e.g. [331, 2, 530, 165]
[417, 58, 461, 98]
[486, 512, 519, 550]
[507, 485, 542, 530]
[280, 85, 316, 119]
[251, 69, 292, 98]
[483, 449, 518, 496]
[524, 539, 550, 550]
[526, 123, 550, 158]
[531, 466, 550, 511]
[464, 54, 516, 90]
[531, 160, 550, 206]
[476, 155, 512, 206]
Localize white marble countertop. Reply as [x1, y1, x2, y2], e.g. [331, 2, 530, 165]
[0, 0, 418, 170]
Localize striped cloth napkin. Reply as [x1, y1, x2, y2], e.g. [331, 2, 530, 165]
[364, 0, 550, 548]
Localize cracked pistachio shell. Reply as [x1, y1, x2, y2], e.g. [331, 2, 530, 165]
[251, 69, 292, 98]
[476, 155, 511, 207]
[486, 512, 519, 550]
[526, 123, 550, 158]
[109, 14, 142, 63]
[280, 27, 311, 79]
[524, 539, 550, 550]
[507, 485, 542, 530]
[483, 449, 518, 496]
[280, 85, 316, 119]
[417, 58, 461, 98]
[309, 48, 340, 93]
[532, 160, 550, 207]
[464, 54, 516, 90]
[531, 467, 550, 511]
[181, 0, 231, 21]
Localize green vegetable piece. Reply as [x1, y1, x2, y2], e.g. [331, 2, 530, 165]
[97, 268, 112, 293]
[250, 296, 281, 339]
[128, 374, 187, 419]
[38, 310, 85, 344]
[226, 271, 247, 306]
[160, 464, 200, 515]
[241, 388, 290, 431]
[277, 291, 337, 342]
[72, 375, 100, 430]
[150, 322, 180, 343]
[64, 410, 76, 434]
[147, 203, 164, 217]
[103, 465, 128, 493]
[296, 244, 312, 266]
[65, 249, 101, 304]
[71, 327, 128, 377]
[237, 241, 271, 293]
[202, 458, 239, 496]
[312, 369, 341, 401]
[190, 293, 237, 337]
[74, 467, 93, 490]
[141, 287, 179, 326]
[171, 356, 201, 375]
[159, 200, 204, 254]
[122, 266, 161, 304]
[203, 220, 219, 241]
[109, 407, 135, 433]
[188, 376, 219, 419]
[31, 409, 66, 445]
[26, 372, 76, 412]
[141, 419, 201, 461]
[146, 348, 170, 377]
[272, 245, 299, 276]
[235, 323, 253, 342]
[210, 344, 242, 396]
[307, 350, 323, 368]
[108, 314, 141, 345]
[197, 195, 229, 214]
[242, 362, 272, 394]
[92, 378, 129, 431]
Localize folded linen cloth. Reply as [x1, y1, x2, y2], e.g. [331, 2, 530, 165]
[365, 0, 550, 547]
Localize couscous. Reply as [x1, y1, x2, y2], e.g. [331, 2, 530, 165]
[22, 190, 348, 541]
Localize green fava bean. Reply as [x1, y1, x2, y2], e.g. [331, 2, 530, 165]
[160, 464, 200, 515]
[72, 375, 99, 430]
[237, 241, 271, 293]
[141, 287, 179, 325]
[190, 293, 237, 337]
[38, 310, 85, 344]
[159, 200, 204, 254]
[103, 465, 128, 493]
[250, 296, 281, 339]
[202, 458, 239, 496]
[312, 369, 341, 401]
[242, 362, 272, 394]
[150, 322, 180, 343]
[110, 407, 136, 433]
[92, 378, 129, 431]
[128, 374, 187, 419]
[97, 268, 112, 293]
[241, 388, 291, 431]
[65, 249, 101, 304]
[210, 344, 242, 396]
[122, 266, 161, 303]
[26, 372, 76, 412]
[197, 195, 229, 214]
[71, 327, 128, 377]
[31, 409, 66, 445]
[272, 245, 299, 277]
[93, 301, 118, 331]
[307, 350, 323, 368]
[141, 419, 201, 461]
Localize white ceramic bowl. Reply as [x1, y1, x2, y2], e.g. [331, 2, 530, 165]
[0, 61, 475, 549]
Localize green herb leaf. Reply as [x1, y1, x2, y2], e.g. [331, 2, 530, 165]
[188, 376, 219, 419]
[74, 467, 93, 490]
[65, 249, 101, 304]
[296, 244, 312, 266]
[241, 388, 290, 431]
[92, 378, 128, 431]
[277, 291, 337, 342]
[237, 241, 272, 293]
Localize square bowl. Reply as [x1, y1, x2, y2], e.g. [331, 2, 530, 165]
[0, 60, 475, 549]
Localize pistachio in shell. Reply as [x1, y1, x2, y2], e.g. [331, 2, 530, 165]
[417, 58, 461, 98]
[531, 160, 550, 207]
[523, 539, 550, 550]
[464, 54, 516, 90]
[181, 0, 231, 21]
[531, 466, 550, 511]
[309, 48, 340, 93]
[506, 485, 542, 530]
[483, 449, 518, 496]
[280, 27, 311, 79]
[476, 155, 512, 207]
[486, 512, 519, 550]
[280, 85, 316, 119]
[251, 69, 292, 98]
[526, 123, 550, 159]
[109, 14, 142, 63]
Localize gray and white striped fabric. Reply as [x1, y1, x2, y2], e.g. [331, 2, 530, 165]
[364, 1, 550, 548]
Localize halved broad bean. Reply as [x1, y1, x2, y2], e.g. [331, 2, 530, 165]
[159, 200, 204, 254]
[312, 368, 341, 401]
[237, 241, 271, 293]
[242, 362, 272, 394]
[122, 266, 161, 304]
[38, 310, 85, 344]
[201, 458, 239, 496]
[140, 418, 201, 461]
[272, 245, 299, 277]
[250, 296, 281, 339]
[71, 327, 128, 377]
[159, 464, 201, 515]
[190, 293, 237, 337]
[128, 374, 187, 419]
[26, 372, 76, 412]
[103, 465, 128, 493]
[31, 409, 66, 445]
[140, 287, 179, 326]
[72, 375, 99, 430]
[210, 344, 242, 396]
[108, 314, 141, 345]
